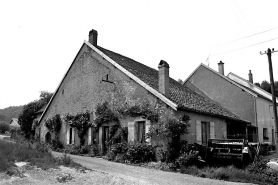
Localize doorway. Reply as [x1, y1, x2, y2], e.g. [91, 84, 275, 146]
[103, 126, 109, 154]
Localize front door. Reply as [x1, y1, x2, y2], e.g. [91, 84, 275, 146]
[103, 126, 109, 154]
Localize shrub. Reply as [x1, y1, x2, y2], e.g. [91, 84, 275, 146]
[0, 121, 10, 134]
[247, 157, 278, 184]
[104, 142, 154, 164]
[125, 143, 154, 163]
[64, 144, 82, 155]
[146, 161, 177, 171]
[147, 114, 190, 162]
[51, 139, 64, 150]
[176, 151, 200, 167]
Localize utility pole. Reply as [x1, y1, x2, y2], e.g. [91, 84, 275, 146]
[260, 48, 278, 147]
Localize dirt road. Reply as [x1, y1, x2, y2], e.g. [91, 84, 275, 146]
[51, 151, 251, 185]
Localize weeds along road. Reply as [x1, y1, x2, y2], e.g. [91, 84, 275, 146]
[51, 151, 252, 185]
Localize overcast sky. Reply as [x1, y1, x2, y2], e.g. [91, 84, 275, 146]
[1, 0, 278, 109]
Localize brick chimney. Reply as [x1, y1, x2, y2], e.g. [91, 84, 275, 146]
[249, 70, 253, 84]
[158, 60, 170, 97]
[89, 29, 98, 47]
[218, 61, 224, 75]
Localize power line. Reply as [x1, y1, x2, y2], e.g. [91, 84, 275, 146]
[211, 27, 278, 48]
[212, 38, 278, 56]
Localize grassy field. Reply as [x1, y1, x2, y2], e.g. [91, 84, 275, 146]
[0, 139, 81, 172]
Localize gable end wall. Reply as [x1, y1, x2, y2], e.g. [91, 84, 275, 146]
[185, 66, 256, 125]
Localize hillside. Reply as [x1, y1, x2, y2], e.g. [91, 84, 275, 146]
[0, 106, 23, 123]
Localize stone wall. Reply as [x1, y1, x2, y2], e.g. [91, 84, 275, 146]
[39, 44, 174, 144]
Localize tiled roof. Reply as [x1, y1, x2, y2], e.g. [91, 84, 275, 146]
[228, 72, 278, 102]
[97, 46, 249, 123]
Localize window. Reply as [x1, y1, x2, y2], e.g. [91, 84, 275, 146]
[137, 121, 146, 143]
[201, 122, 210, 144]
[68, 127, 75, 144]
[263, 128, 268, 141]
[69, 128, 73, 144]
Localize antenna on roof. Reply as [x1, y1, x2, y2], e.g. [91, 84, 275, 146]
[206, 54, 210, 66]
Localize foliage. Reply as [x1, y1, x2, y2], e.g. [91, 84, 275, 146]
[51, 138, 64, 150]
[147, 114, 190, 162]
[45, 114, 62, 138]
[63, 111, 92, 145]
[94, 101, 119, 128]
[255, 80, 278, 97]
[104, 142, 154, 164]
[116, 103, 159, 123]
[125, 143, 155, 163]
[145, 161, 177, 171]
[147, 114, 190, 140]
[0, 121, 10, 133]
[107, 126, 128, 145]
[62, 144, 100, 156]
[18, 91, 53, 139]
[0, 139, 56, 171]
[176, 151, 200, 167]
[0, 105, 23, 123]
[246, 156, 278, 184]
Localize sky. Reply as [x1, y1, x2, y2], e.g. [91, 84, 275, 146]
[1, 0, 278, 109]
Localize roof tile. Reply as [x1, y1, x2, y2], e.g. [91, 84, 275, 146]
[98, 46, 249, 123]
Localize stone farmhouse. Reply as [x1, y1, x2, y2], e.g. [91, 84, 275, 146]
[38, 29, 250, 154]
[183, 62, 278, 147]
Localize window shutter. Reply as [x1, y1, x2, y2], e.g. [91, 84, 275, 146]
[88, 127, 92, 145]
[71, 128, 75, 144]
[196, 120, 202, 144]
[66, 127, 70, 144]
[210, 122, 215, 139]
[128, 122, 135, 142]
[145, 121, 151, 143]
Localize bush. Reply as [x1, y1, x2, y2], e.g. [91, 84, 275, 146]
[176, 151, 200, 167]
[0, 121, 10, 134]
[64, 144, 82, 155]
[51, 139, 64, 150]
[247, 157, 278, 184]
[146, 161, 177, 171]
[104, 142, 154, 164]
[125, 143, 154, 163]
[63, 144, 99, 156]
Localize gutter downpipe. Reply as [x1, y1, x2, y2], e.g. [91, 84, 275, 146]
[254, 97, 258, 143]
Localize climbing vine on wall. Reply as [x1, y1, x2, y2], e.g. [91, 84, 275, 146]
[93, 101, 159, 145]
[116, 103, 159, 123]
[62, 101, 159, 146]
[63, 111, 92, 146]
[146, 114, 191, 162]
[93, 101, 120, 128]
[45, 114, 62, 139]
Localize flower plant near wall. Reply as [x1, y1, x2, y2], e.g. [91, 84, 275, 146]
[45, 114, 62, 139]
[146, 114, 191, 162]
[93, 101, 120, 128]
[63, 111, 92, 146]
[116, 103, 159, 123]
[93, 101, 159, 145]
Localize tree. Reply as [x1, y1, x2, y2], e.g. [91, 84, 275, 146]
[0, 121, 9, 134]
[254, 83, 261, 88]
[18, 91, 53, 139]
[177, 79, 183, 84]
[261, 81, 271, 94]
[256, 80, 278, 97]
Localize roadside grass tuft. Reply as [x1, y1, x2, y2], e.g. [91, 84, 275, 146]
[0, 140, 83, 172]
[180, 165, 267, 184]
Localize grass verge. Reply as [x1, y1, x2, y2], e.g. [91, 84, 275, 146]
[0, 139, 83, 172]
